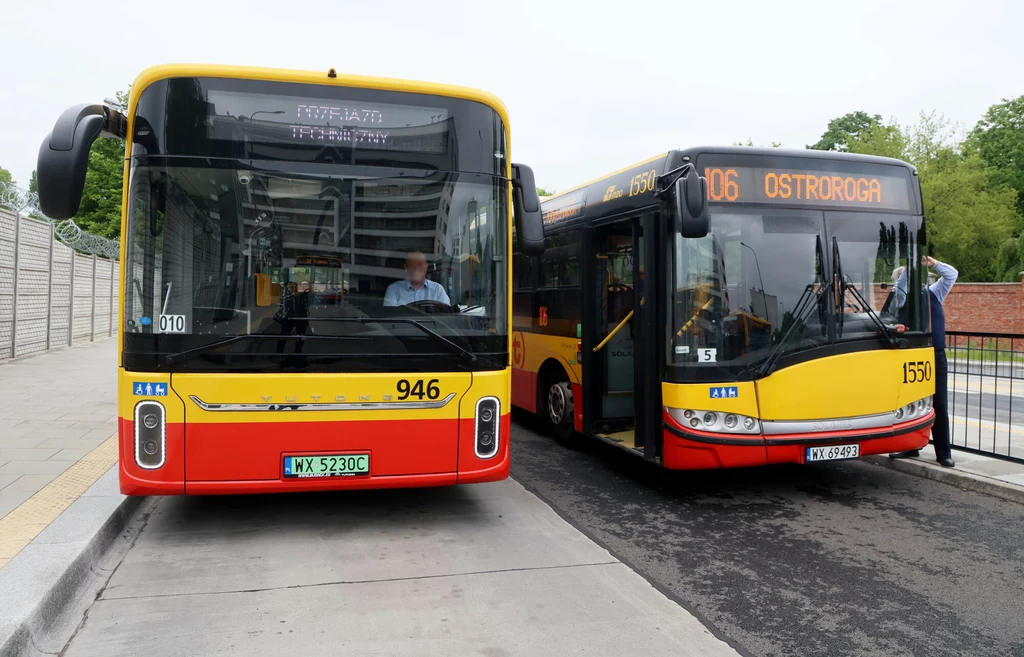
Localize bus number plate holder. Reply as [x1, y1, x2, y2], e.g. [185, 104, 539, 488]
[283, 454, 370, 478]
[806, 444, 860, 462]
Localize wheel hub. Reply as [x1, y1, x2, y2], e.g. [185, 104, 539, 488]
[547, 382, 573, 425]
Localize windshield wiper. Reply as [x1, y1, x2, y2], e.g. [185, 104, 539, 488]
[310, 317, 478, 365]
[754, 281, 830, 378]
[833, 237, 902, 347]
[164, 334, 305, 364]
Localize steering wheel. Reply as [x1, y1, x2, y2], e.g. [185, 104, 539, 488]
[403, 300, 455, 314]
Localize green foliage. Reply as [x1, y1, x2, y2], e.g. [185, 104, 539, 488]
[75, 136, 125, 239]
[537, 187, 555, 197]
[0, 166, 12, 185]
[73, 89, 130, 239]
[847, 113, 1020, 281]
[807, 111, 882, 151]
[968, 96, 1024, 215]
[733, 139, 782, 148]
[28, 170, 37, 195]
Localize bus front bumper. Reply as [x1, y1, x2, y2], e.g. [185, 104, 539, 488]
[661, 411, 933, 470]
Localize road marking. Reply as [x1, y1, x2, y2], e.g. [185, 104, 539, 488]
[0, 434, 118, 570]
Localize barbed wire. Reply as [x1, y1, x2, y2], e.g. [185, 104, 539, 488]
[0, 179, 120, 260]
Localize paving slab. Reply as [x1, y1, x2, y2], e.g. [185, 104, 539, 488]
[65, 479, 742, 657]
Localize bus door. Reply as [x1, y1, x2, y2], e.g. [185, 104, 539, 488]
[585, 217, 646, 452]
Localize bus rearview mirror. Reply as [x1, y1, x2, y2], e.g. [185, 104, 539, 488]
[512, 163, 545, 256]
[674, 169, 709, 238]
[36, 104, 109, 219]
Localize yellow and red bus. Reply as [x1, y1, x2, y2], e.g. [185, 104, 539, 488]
[37, 64, 544, 495]
[512, 148, 935, 469]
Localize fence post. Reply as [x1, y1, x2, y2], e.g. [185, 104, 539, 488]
[45, 221, 54, 350]
[90, 254, 97, 341]
[109, 260, 115, 337]
[10, 215, 20, 359]
[68, 250, 75, 346]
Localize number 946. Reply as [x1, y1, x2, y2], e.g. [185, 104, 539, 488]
[902, 360, 932, 383]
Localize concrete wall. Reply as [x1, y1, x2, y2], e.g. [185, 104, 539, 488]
[0, 208, 118, 362]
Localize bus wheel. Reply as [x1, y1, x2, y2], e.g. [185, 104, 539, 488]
[545, 376, 578, 445]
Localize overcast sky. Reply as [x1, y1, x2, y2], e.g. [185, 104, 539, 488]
[2, 0, 1022, 192]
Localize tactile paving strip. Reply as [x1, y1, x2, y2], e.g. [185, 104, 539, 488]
[0, 435, 118, 569]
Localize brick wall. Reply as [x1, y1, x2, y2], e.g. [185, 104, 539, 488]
[870, 277, 1024, 335]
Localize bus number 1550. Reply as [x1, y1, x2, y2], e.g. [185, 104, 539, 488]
[902, 360, 932, 383]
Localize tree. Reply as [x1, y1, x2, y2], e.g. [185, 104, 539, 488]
[732, 139, 781, 148]
[848, 113, 1020, 281]
[968, 96, 1024, 215]
[28, 170, 37, 195]
[74, 89, 129, 238]
[808, 111, 883, 151]
[0, 166, 12, 186]
[537, 188, 555, 197]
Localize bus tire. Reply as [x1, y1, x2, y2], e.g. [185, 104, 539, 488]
[541, 367, 579, 447]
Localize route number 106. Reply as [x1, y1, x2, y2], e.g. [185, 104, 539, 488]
[902, 360, 932, 383]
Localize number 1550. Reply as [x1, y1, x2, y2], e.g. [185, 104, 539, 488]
[902, 360, 932, 383]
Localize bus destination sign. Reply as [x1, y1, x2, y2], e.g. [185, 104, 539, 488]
[702, 166, 912, 211]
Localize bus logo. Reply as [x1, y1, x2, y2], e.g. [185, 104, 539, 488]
[603, 185, 624, 201]
[512, 332, 526, 368]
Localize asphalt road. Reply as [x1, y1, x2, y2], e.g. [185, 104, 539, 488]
[509, 413, 1024, 657]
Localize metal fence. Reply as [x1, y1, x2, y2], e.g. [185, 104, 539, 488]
[0, 206, 118, 362]
[0, 180, 120, 260]
[946, 331, 1024, 464]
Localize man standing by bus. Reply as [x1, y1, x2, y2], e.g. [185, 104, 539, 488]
[890, 256, 958, 467]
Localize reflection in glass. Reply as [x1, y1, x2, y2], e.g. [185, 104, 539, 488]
[124, 167, 507, 350]
[670, 209, 926, 377]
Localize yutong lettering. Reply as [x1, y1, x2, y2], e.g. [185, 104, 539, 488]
[764, 173, 881, 203]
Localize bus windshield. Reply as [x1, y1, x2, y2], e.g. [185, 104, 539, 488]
[121, 77, 509, 372]
[669, 208, 928, 379]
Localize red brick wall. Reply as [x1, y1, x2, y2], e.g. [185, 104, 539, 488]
[869, 279, 1024, 334]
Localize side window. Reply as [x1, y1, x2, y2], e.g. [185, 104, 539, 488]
[564, 255, 581, 286]
[541, 257, 561, 288]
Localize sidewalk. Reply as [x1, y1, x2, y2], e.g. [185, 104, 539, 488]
[869, 447, 1024, 505]
[0, 339, 118, 564]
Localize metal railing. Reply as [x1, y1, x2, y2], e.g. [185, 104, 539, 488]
[946, 331, 1024, 464]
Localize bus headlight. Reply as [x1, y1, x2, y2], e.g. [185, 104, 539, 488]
[474, 397, 500, 459]
[895, 396, 932, 422]
[667, 407, 760, 434]
[134, 400, 166, 469]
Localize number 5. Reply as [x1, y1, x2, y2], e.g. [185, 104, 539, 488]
[697, 348, 717, 363]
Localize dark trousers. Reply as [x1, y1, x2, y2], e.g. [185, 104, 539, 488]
[932, 348, 951, 460]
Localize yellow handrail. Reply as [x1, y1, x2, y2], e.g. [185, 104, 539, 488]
[593, 310, 633, 353]
[676, 298, 715, 336]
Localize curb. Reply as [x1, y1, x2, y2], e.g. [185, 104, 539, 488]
[0, 471, 149, 657]
[866, 455, 1024, 506]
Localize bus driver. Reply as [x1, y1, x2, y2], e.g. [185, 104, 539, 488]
[383, 250, 451, 307]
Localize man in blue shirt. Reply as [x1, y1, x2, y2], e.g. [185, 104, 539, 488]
[383, 250, 451, 307]
[890, 256, 958, 467]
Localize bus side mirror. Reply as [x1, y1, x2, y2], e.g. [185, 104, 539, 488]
[511, 163, 545, 256]
[36, 104, 119, 219]
[674, 168, 709, 238]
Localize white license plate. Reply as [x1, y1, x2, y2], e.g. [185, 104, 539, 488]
[806, 444, 860, 462]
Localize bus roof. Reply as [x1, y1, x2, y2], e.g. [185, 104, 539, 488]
[540, 147, 920, 231]
[127, 63, 511, 136]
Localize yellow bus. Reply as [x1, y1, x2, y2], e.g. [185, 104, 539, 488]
[512, 148, 935, 469]
[37, 64, 544, 495]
